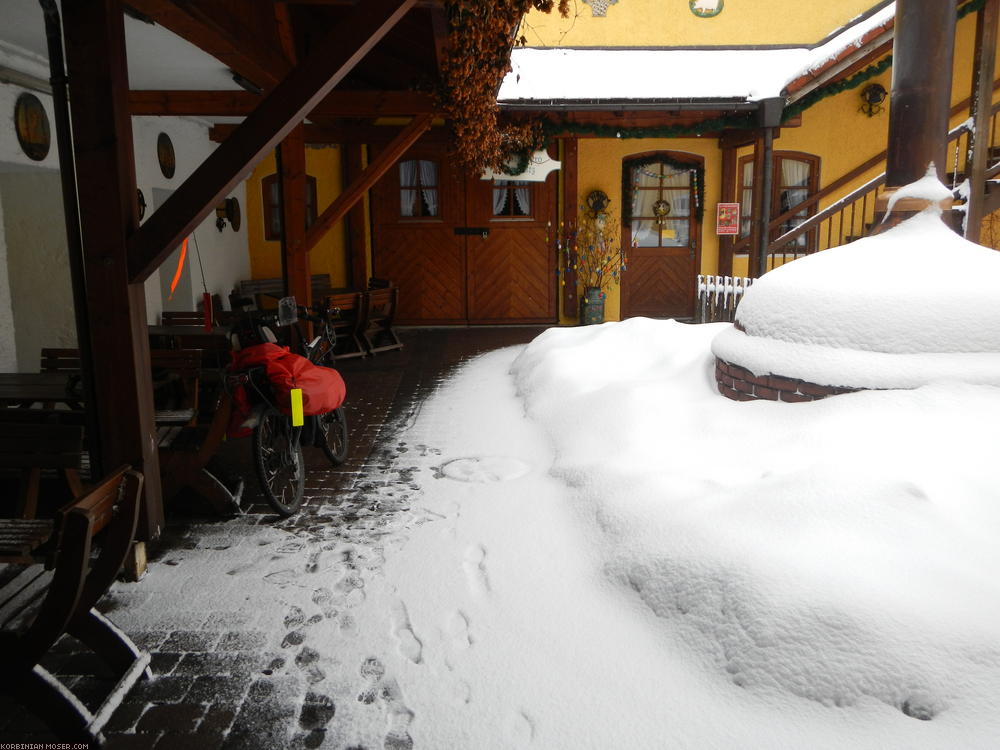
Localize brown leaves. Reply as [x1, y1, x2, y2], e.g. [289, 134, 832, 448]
[439, 0, 566, 174]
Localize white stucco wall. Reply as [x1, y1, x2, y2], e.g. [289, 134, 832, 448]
[132, 116, 250, 324]
[0, 81, 252, 370]
[0, 170, 73, 371]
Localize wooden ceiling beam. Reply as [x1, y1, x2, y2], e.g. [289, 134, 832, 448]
[124, 0, 291, 89]
[127, 0, 418, 283]
[208, 121, 448, 144]
[128, 89, 440, 117]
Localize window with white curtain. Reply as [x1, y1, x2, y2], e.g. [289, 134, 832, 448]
[737, 152, 819, 251]
[628, 162, 692, 248]
[399, 159, 439, 217]
[492, 180, 532, 217]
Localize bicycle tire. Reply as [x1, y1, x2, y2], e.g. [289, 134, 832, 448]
[316, 406, 349, 466]
[252, 406, 305, 516]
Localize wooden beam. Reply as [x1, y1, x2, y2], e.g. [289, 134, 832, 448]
[63, 0, 163, 542]
[209, 121, 448, 144]
[562, 138, 579, 319]
[301, 113, 433, 254]
[429, 0, 449, 74]
[719, 144, 736, 276]
[128, 89, 440, 117]
[124, 0, 291, 89]
[964, 0, 999, 242]
[127, 0, 418, 283]
[279, 125, 312, 309]
[345, 144, 369, 290]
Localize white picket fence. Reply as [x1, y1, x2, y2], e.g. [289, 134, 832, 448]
[695, 275, 753, 323]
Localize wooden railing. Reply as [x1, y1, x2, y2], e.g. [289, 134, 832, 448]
[734, 101, 1000, 271]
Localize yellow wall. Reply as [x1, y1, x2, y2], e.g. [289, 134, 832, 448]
[246, 146, 349, 289]
[521, 0, 878, 48]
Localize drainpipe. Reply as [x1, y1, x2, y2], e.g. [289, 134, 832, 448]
[40, 0, 102, 474]
[756, 97, 783, 278]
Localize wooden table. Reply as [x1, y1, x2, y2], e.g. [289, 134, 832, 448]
[0, 372, 78, 408]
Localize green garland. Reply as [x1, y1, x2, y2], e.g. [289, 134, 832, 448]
[499, 0, 985, 174]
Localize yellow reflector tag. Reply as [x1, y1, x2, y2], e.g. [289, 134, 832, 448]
[290, 388, 304, 427]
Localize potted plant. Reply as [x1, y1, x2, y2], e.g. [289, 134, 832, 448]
[558, 191, 628, 324]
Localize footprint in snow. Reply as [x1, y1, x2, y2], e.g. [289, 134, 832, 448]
[311, 587, 338, 619]
[390, 600, 423, 664]
[438, 456, 530, 483]
[463, 544, 491, 595]
[446, 610, 473, 651]
[357, 657, 386, 704]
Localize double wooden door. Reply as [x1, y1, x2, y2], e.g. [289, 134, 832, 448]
[372, 145, 556, 325]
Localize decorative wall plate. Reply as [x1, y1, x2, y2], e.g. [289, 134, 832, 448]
[689, 0, 724, 18]
[157, 132, 175, 178]
[14, 93, 51, 161]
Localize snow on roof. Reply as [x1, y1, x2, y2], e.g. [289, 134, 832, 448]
[498, 3, 896, 105]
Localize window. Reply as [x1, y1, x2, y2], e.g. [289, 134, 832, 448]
[628, 161, 692, 248]
[399, 159, 439, 217]
[492, 180, 532, 217]
[738, 152, 819, 252]
[262, 173, 317, 241]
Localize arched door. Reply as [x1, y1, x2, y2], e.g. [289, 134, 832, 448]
[621, 152, 703, 319]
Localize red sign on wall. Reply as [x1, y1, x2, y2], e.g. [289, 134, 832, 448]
[716, 202, 740, 235]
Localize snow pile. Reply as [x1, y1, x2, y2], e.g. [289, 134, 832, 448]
[712, 199, 1000, 388]
[503, 318, 1000, 745]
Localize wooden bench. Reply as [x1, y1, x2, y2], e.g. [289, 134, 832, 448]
[238, 273, 332, 310]
[0, 423, 85, 519]
[0, 465, 150, 744]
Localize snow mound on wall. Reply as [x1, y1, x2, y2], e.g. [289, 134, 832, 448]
[734, 210, 1000, 355]
[511, 319, 1000, 730]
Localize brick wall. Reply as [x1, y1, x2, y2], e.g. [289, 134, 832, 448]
[715, 357, 858, 402]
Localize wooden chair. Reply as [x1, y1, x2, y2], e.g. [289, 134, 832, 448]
[149, 348, 203, 432]
[322, 291, 367, 359]
[361, 285, 404, 354]
[238, 273, 332, 310]
[0, 423, 84, 519]
[39, 348, 82, 373]
[0, 465, 150, 744]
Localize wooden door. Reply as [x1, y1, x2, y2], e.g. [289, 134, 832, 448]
[372, 143, 556, 324]
[621, 155, 701, 319]
[372, 149, 467, 323]
[465, 173, 556, 323]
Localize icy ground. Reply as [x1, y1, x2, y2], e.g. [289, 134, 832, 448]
[109, 319, 1000, 749]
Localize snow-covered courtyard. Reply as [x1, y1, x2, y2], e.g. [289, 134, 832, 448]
[111, 314, 1000, 748]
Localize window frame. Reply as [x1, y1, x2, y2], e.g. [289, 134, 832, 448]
[737, 151, 820, 253]
[262, 173, 318, 242]
[398, 158, 441, 220]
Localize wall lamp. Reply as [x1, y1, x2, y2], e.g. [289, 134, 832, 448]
[860, 83, 887, 117]
[215, 197, 241, 232]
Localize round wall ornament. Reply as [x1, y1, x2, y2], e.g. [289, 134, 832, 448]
[586, 189, 610, 216]
[14, 93, 51, 162]
[689, 0, 723, 18]
[653, 199, 672, 224]
[157, 132, 176, 178]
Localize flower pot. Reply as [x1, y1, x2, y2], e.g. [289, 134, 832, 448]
[580, 287, 605, 325]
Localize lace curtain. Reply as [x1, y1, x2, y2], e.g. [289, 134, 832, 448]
[399, 160, 418, 217]
[399, 160, 439, 217]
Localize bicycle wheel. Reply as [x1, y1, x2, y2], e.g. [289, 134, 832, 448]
[316, 406, 349, 466]
[252, 406, 305, 516]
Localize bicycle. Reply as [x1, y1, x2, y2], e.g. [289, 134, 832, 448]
[290, 302, 349, 468]
[226, 297, 348, 517]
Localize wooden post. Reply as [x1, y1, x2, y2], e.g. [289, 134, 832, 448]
[562, 138, 579, 318]
[748, 133, 767, 278]
[346, 144, 369, 290]
[279, 125, 311, 309]
[719, 144, 737, 276]
[964, 0, 999, 242]
[62, 0, 164, 552]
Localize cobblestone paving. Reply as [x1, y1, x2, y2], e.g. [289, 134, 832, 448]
[0, 327, 545, 749]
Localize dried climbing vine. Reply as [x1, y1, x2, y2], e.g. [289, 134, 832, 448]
[439, 0, 569, 174]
